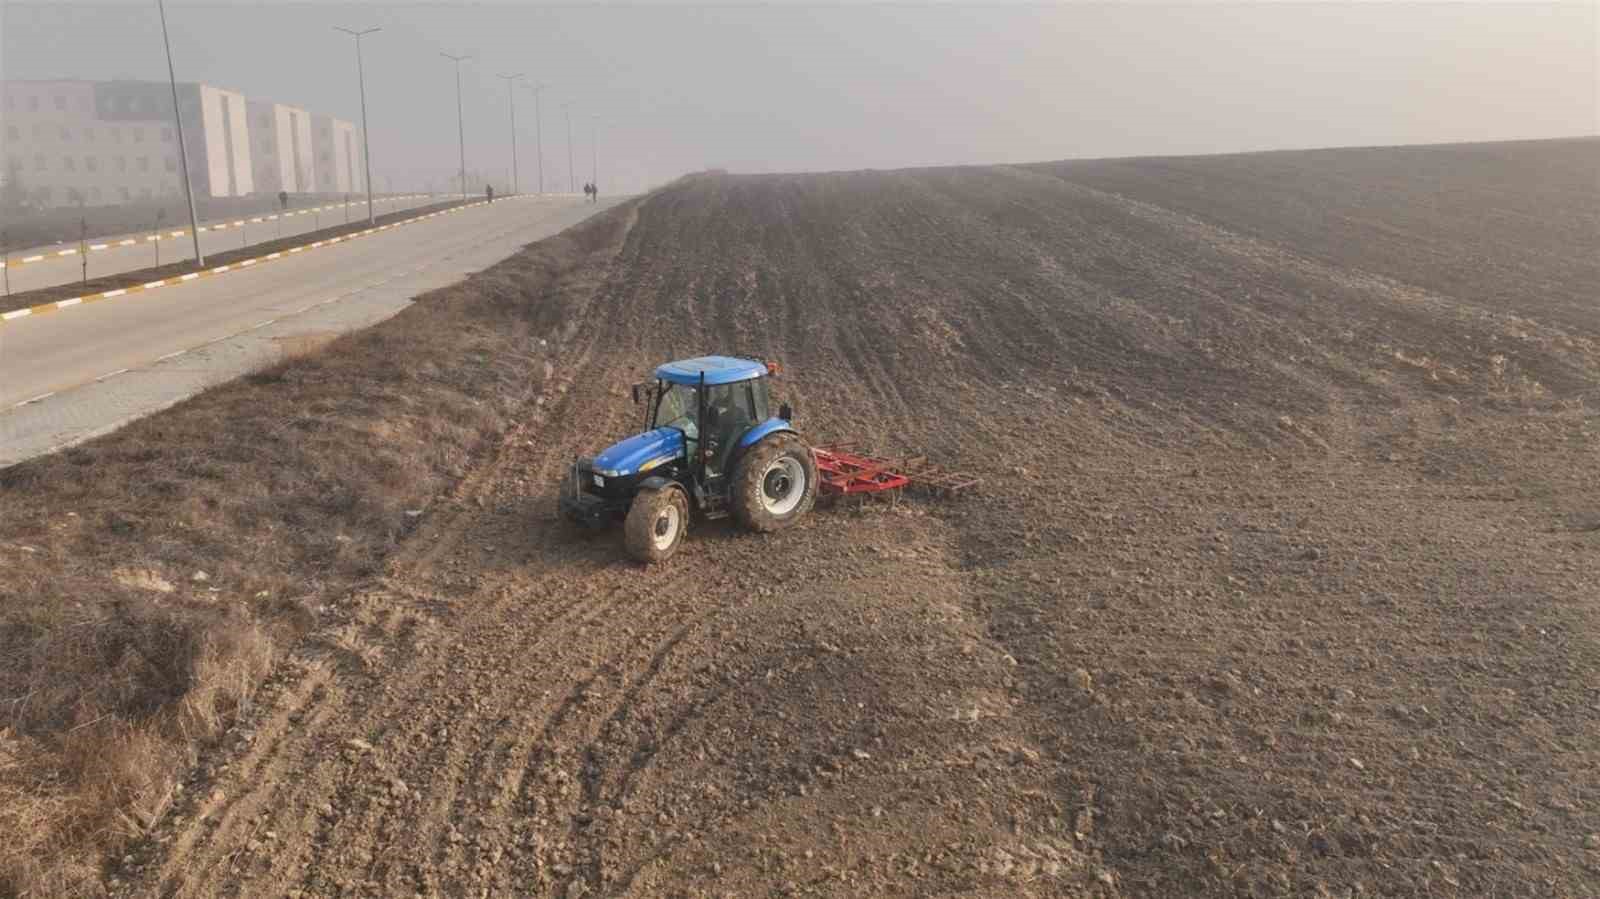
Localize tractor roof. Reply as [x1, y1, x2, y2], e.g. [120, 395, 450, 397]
[655, 355, 768, 386]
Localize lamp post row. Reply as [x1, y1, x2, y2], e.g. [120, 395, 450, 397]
[161, 0, 596, 250]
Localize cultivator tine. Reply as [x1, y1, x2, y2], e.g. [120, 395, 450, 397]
[812, 443, 978, 497]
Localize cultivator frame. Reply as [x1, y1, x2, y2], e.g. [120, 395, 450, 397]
[812, 442, 979, 498]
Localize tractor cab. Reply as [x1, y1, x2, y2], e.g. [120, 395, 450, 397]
[560, 355, 816, 561]
[633, 356, 794, 487]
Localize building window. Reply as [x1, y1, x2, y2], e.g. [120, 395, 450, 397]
[139, 186, 152, 199]
[89, 186, 101, 202]
[28, 96, 39, 112]
[110, 128, 121, 143]
[34, 154, 46, 171]
[62, 156, 75, 172]
[4, 125, 17, 141]
[141, 97, 157, 114]
[85, 156, 97, 172]
[119, 96, 133, 113]
[164, 157, 176, 173]
[119, 186, 131, 201]
[137, 157, 149, 172]
[132, 128, 144, 143]
[53, 95, 66, 111]
[115, 157, 126, 172]
[80, 97, 92, 112]
[83, 127, 94, 142]
[36, 186, 51, 203]
[32, 123, 44, 139]
[60, 127, 72, 141]
[161, 128, 173, 143]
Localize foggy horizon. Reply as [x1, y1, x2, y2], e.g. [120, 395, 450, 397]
[3, 2, 1596, 194]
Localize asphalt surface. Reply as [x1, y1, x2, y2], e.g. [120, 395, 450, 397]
[2, 194, 449, 294]
[0, 195, 619, 466]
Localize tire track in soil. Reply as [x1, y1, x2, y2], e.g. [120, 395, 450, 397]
[118, 154, 1599, 899]
[122, 227, 636, 898]
[287, 308, 632, 898]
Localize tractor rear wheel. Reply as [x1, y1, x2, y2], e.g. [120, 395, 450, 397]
[731, 432, 818, 533]
[624, 486, 689, 563]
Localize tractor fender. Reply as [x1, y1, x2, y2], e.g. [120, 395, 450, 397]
[736, 417, 796, 450]
[638, 475, 685, 495]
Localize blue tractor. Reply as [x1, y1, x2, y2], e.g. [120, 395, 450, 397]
[559, 355, 820, 561]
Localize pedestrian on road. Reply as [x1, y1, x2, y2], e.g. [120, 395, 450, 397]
[486, 184, 495, 204]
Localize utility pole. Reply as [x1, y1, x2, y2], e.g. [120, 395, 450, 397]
[590, 113, 599, 194]
[563, 102, 575, 194]
[157, 0, 204, 267]
[334, 25, 380, 225]
[441, 52, 472, 198]
[527, 83, 549, 194]
[496, 72, 524, 194]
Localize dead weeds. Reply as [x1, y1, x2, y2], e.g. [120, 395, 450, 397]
[0, 201, 634, 896]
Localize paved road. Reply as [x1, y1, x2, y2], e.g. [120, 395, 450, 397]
[0, 195, 619, 466]
[1, 193, 452, 294]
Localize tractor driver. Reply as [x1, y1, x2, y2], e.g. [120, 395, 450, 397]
[703, 384, 756, 478]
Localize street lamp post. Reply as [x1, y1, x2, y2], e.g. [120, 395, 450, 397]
[527, 82, 549, 194]
[563, 102, 575, 194]
[156, 0, 204, 267]
[441, 52, 472, 198]
[334, 26, 380, 225]
[590, 113, 599, 194]
[496, 72, 524, 195]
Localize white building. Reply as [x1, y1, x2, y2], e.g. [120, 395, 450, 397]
[1, 79, 359, 208]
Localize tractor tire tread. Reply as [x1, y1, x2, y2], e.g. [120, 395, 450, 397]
[624, 486, 688, 563]
[731, 432, 819, 533]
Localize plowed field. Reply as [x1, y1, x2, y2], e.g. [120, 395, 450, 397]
[107, 139, 1598, 897]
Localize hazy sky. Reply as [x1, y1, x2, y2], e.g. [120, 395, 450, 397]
[3, 2, 1596, 193]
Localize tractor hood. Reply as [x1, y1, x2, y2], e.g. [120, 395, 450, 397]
[591, 427, 684, 477]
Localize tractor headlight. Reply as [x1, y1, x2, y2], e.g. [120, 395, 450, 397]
[592, 473, 606, 487]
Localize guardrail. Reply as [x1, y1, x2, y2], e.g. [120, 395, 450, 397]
[0, 194, 556, 326]
[0, 194, 438, 269]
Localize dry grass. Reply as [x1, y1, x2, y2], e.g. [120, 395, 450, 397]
[0, 201, 635, 897]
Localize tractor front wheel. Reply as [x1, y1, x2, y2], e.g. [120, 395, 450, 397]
[624, 486, 689, 563]
[731, 433, 819, 533]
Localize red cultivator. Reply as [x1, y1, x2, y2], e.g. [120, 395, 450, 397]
[812, 442, 980, 497]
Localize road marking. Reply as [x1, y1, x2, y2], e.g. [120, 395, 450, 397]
[249, 319, 277, 330]
[0, 196, 516, 327]
[156, 349, 185, 361]
[96, 368, 130, 381]
[15, 392, 55, 408]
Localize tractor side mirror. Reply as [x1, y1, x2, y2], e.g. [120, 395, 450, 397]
[779, 402, 794, 422]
